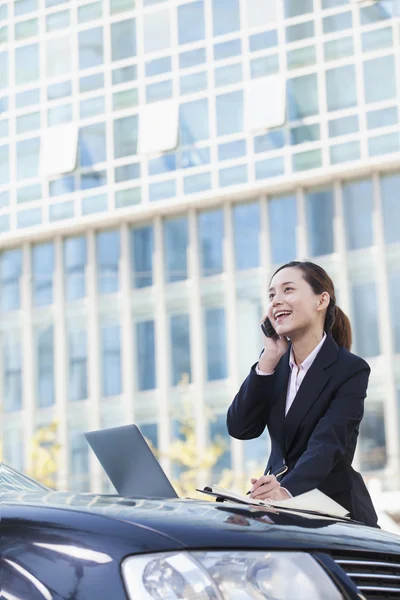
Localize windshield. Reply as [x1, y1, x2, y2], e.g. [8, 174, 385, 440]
[1, 462, 51, 493]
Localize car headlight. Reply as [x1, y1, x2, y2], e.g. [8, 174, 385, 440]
[122, 551, 343, 600]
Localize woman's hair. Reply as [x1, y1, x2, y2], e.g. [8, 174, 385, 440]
[271, 261, 352, 350]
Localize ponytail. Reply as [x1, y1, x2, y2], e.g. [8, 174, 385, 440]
[329, 305, 352, 351]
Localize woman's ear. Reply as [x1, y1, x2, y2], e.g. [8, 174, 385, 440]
[317, 292, 330, 311]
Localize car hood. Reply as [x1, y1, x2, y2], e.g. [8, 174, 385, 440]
[4, 491, 400, 554]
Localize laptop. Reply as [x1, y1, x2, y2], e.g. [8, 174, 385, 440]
[84, 424, 179, 499]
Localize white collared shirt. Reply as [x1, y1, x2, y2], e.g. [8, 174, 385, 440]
[256, 332, 327, 416]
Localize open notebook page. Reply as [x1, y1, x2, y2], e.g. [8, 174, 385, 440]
[198, 485, 350, 519]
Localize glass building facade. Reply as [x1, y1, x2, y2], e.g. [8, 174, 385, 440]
[1, 0, 400, 493]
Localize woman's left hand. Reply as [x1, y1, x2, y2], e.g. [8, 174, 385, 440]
[249, 475, 291, 501]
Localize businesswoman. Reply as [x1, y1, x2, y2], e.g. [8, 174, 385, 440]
[227, 261, 379, 528]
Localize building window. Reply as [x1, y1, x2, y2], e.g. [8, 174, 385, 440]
[101, 324, 122, 397]
[64, 236, 87, 301]
[41, 123, 78, 178]
[69, 430, 90, 491]
[198, 209, 224, 277]
[32, 242, 54, 307]
[179, 98, 209, 145]
[359, 402, 387, 472]
[233, 201, 260, 270]
[247, 0, 277, 28]
[96, 230, 120, 294]
[68, 327, 87, 402]
[326, 65, 357, 111]
[131, 225, 153, 288]
[342, 179, 374, 250]
[381, 172, 400, 244]
[143, 8, 171, 53]
[16, 137, 40, 180]
[136, 320, 156, 391]
[170, 314, 191, 386]
[216, 90, 243, 136]
[245, 75, 286, 132]
[306, 187, 334, 257]
[178, 1, 205, 45]
[46, 35, 71, 78]
[351, 282, 380, 358]
[268, 195, 297, 265]
[388, 271, 400, 353]
[2, 332, 22, 412]
[111, 18, 136, 61]
[285, 0, 313, 18]
[164, 216, 188, 283]
[15, 43, 39, 84]
[78, 26, 104, 70]
[36, 325, 55, 407]
[138, 99, 178, 155]
[212, 0, 240, 36]
[79, 123, 106, 167]
[287, 73, 319, 121]
[364, 55, 396, 104]
[114, 115, 138, 158]
[0, 249, 22, 312]
[205, 307, 227, 381]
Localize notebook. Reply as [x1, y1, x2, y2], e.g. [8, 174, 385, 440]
[197, 485, 351, 519]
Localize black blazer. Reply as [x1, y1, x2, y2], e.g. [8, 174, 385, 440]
[227, 334, 379, 528]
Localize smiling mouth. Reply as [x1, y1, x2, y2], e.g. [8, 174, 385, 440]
[274, 311, 292, 324]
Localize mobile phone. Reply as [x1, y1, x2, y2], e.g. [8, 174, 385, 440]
[261, 317, 278, 339]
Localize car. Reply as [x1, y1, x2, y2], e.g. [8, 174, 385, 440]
[2, 462, 400, 600]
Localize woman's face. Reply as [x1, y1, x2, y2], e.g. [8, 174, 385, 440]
[267, 267, 327, 338]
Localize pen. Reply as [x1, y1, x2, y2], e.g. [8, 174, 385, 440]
[246, 464, 288, 496]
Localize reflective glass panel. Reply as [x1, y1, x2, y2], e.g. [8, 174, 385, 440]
[46, 36, 71, 77]
[64, 236, 87, 301]
[389, 272, 400, 352]
[96, 230, 120, 294]
[351, 283, 380, 358]
[32, 242, 54, 306]
[0, 249, 22, 312]
[287, 73, 319, 120]
[179, 98, 209, 145]
[68, 327, 87, 401]
[364, 56, 396, 103]
[164, 216, 188, 282]
[306, 187, 334, 257]
[326, 64, 357, 111]
[216, 91, 243, 136]
[79, 123, 106, 166]
[136, 320, 156, 390]
[285, 0, 313, 18]
[143, 9, 170, 53]
[78, 27, 104, 69]
[212, 0, 240, 36]
[16, 137, 40, 179]
[131, 225, 153, 288]
[2, 332, 22, 412]
[101, 324, 122, 396]
[178, 1, 205, 45]
[233, 201, 260, 270]
[170, 314, 191, 386]
[342, 179, 373, 250]
[205, 307, 227, 380]
[36, 325, 55, 407]
[381, 172, 400, 244]
[15, 43, 39, 84]
[268, 195, 297, 264]
[198, 209, 224, 277]
[114, 115, 138, 158]
[111, 18, 136, 61]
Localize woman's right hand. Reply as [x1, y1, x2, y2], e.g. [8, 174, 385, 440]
[258, 314, 289, 372]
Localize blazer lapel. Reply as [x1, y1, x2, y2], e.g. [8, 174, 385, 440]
[284, 334, 339, 454]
